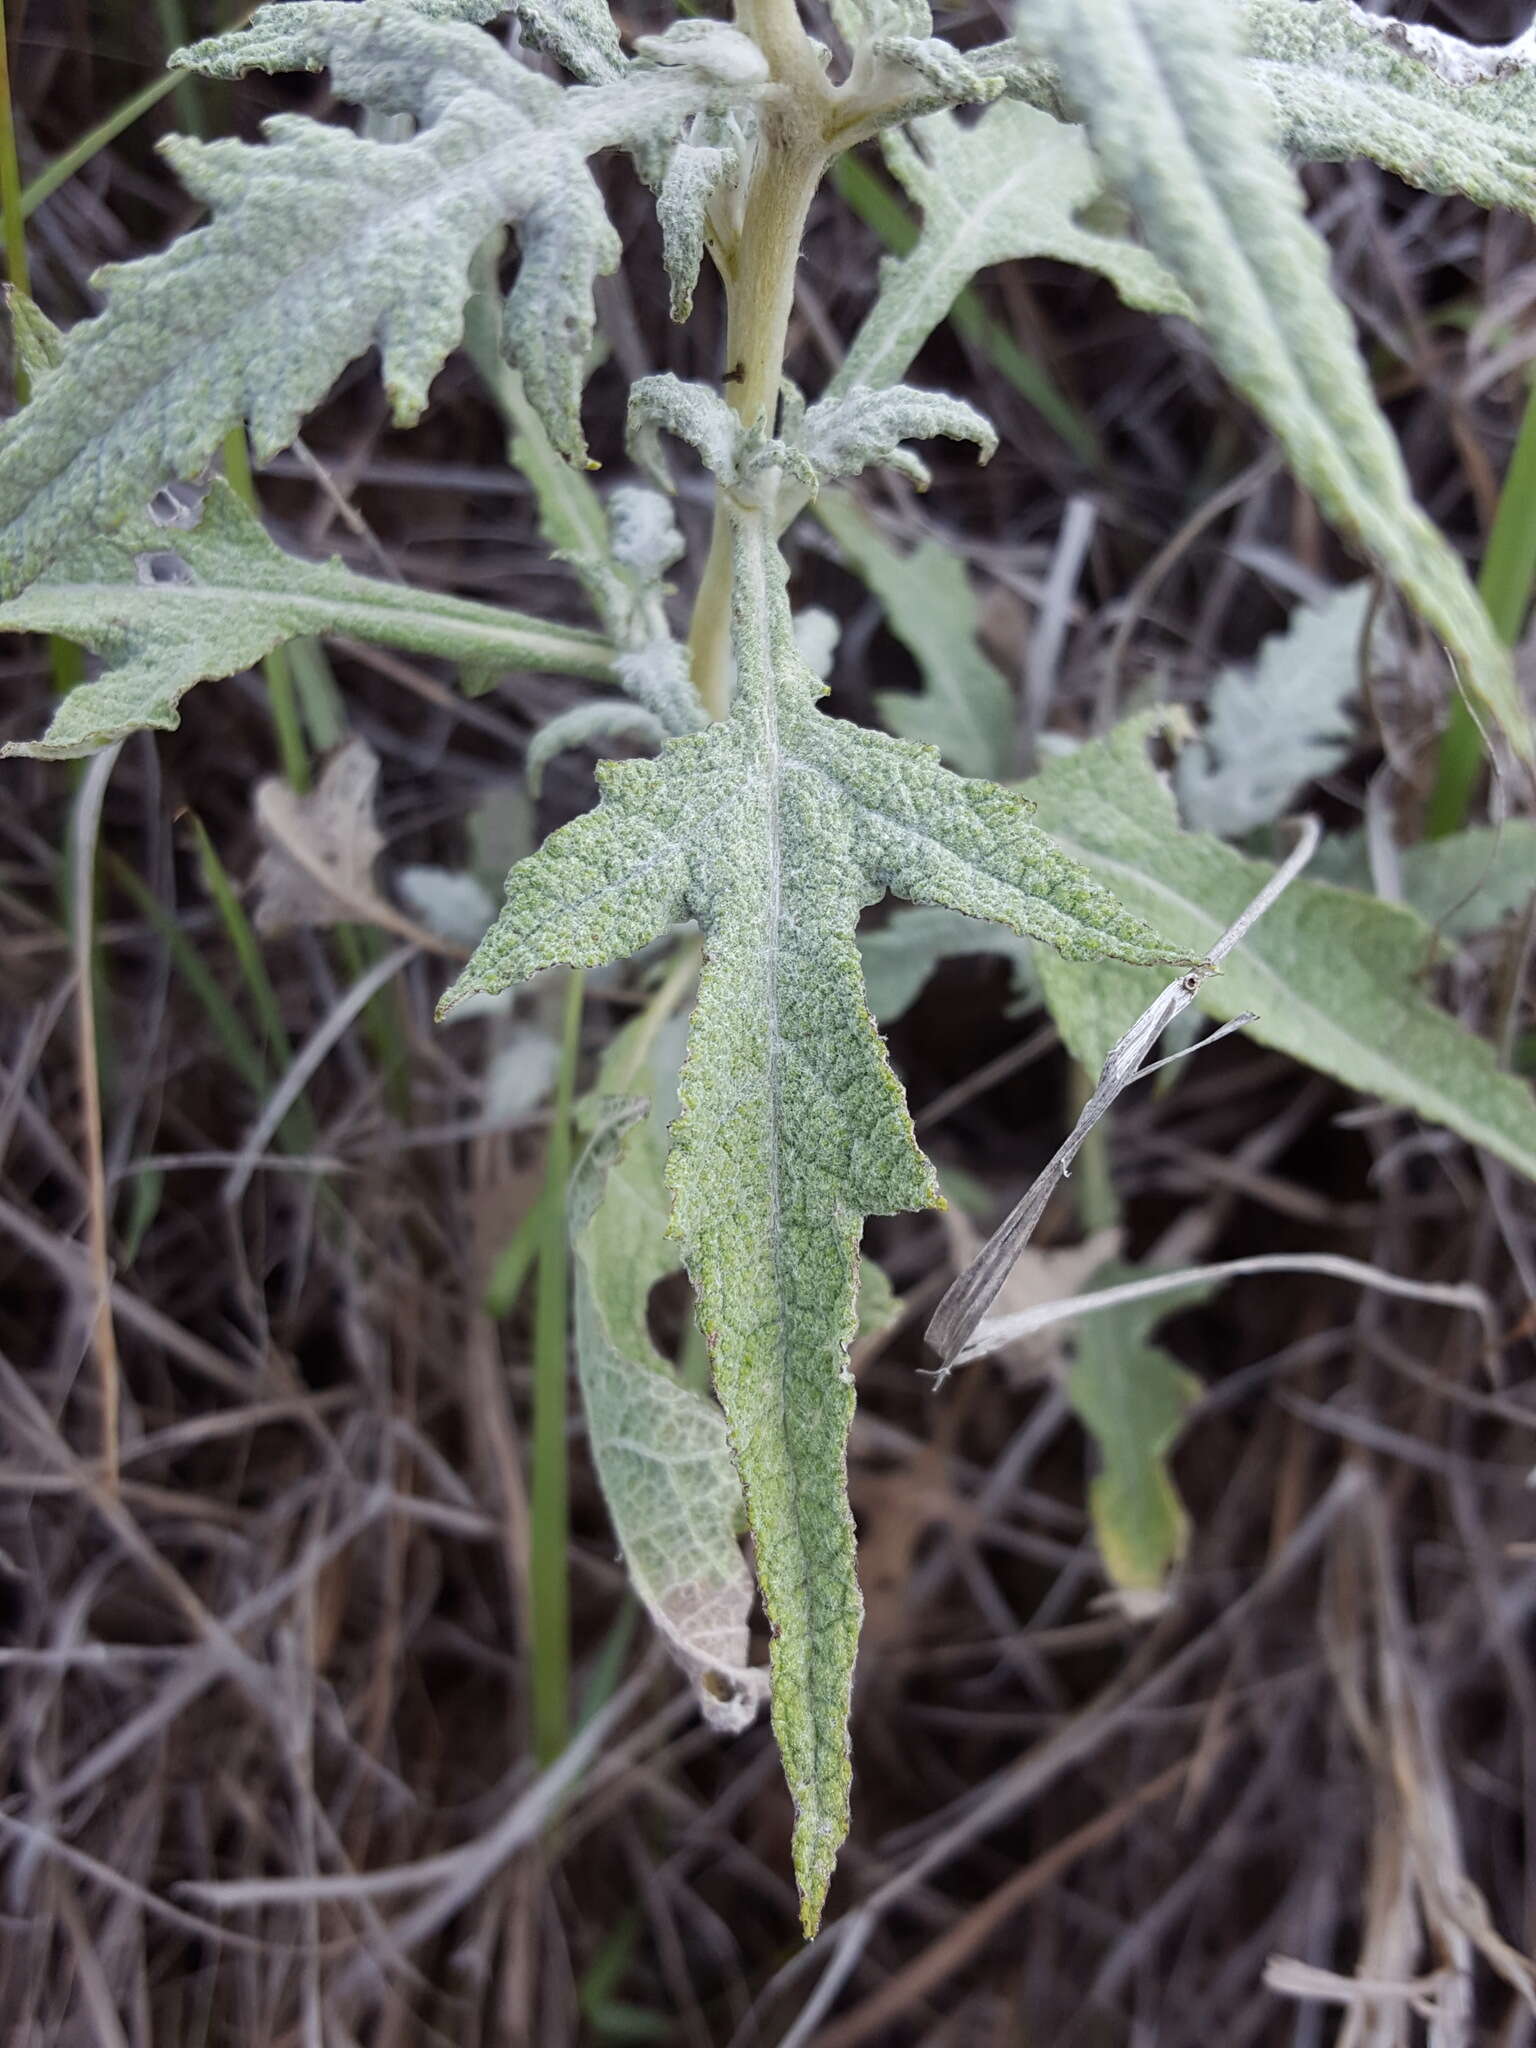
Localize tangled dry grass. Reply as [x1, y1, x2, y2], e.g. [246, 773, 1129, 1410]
[2, 2, 1534, 2042]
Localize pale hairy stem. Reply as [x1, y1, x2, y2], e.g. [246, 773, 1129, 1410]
[686, 3, 832, 719]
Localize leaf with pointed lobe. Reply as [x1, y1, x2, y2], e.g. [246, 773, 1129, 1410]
[835, 96, 1191, 402]
[0, 481, 611, 760]
[1175, 582, 1370, 839]
[441, 512, 1191, 1931]
[0, 2, 741, 596]
[796, 384, 996, 491]
[657, 133, 740, 323]
[1028, 711, 1536, 1185]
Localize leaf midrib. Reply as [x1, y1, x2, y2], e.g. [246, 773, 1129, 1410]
[11, 578, 612, 669]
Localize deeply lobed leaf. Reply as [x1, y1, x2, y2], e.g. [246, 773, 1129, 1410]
[442, 512, 1190, 1930]
[834, 96, 1192, 401]
[0, 2, 743, 598]
[0, 482, 611, 759]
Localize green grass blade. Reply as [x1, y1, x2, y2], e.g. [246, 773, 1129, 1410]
[531, 969, 585, 1765]
[1427, 378, 1536, 837]
[21, 72, 182, 219]
[0, 6, 27, 308]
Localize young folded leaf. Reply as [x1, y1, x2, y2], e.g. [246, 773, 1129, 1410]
[1018, 0, 1532, 765]
[0, 481, 611, 760]
[571, 1089, 767, 1733]
[658, 131, 742, 322]
[441, 508, 1191, 1933]
[794, 384, 996, 489]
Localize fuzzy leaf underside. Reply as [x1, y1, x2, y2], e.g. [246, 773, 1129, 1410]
[1030, 713, 1536, 1186]
[658, 137, 737, 323]
[1019, 0, 1530, 765]
[834, 96, 1192, 401]
[1065, 1263, 1215, 1598]
[570, 1090, 766, 1732]
[0, 482, 611, 759]
[442, 515, 1190, 1932]
[0, 3, 726, 598]
[1175, 581, 1368, 839]
[514, 0, 626, 82]
[816, 492, 1013, 780]
[1240, 0, 1536, 220]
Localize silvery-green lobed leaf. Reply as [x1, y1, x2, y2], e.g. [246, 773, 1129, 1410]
[796, 384, 997, 491]
[570, 1086, 767, 1733]
[440, 511, 1189, 1931]
[626, 375, 749, 493]
[1240, 0, 1536, 219]
[833, 97, 1191, 402]
[657, 133, 740, 323]
[5, 289, 63, 387]
[0, 481, 611, 760]
[526, 699, 667, 795]
[816, 493, 1012, 780]
[499, 165, 620, 468]
[844, 33, 1006, 128]
[0, 3, 742, 597]
[1175, 582, 1370, 839]
[1018, 0, 1531, 765]
[1029, 711, 1536, 1184]
[513, 0, 625, 83]
[634, 20, 768, 86]
[177, 0, 526, 102]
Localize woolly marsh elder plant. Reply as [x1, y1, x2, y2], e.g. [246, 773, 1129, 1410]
[4, 0, 1535, 1933]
